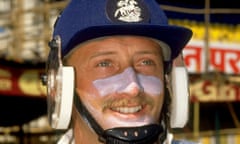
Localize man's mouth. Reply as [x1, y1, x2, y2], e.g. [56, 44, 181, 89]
[111, 105, 143, 114]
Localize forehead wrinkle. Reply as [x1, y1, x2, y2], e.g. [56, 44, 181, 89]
[130, 38, 163, 55]
[89, 51, 117, 59]
[134, 50, 160, 56]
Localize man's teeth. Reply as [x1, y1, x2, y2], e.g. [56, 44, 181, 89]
[112, 106, 142, 114]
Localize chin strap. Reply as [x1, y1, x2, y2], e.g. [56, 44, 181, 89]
[74, 93, 167, 144]
[74, 92, 104, 135]
[100, 124, 164, 144]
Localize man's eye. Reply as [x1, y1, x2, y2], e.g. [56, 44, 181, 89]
[97, 61, 112, 67]
[142, 60, 154, 65]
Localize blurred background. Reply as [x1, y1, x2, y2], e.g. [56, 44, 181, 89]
[0, 0, 239, 143]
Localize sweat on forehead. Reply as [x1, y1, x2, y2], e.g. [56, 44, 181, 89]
[63, 36, 171, 61]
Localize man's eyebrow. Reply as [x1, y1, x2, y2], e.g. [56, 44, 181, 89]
[134, 50, 164, 61]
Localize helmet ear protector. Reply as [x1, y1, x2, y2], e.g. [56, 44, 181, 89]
[42, 36, 74, 129]
[167, 54, 189, 128]
[41, 36, 189, 130]
[169, 65, 189, 128]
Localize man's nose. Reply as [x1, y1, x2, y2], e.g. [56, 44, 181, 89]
[116, 68, 144, 97]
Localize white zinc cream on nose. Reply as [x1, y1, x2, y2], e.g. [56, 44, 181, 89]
[93, 67, 163, 97]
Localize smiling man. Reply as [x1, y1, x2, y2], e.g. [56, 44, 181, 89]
[67, 36, 166, 143]
[43, 0, 196, 144]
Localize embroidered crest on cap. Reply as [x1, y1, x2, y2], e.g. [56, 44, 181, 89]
[106, 0, 150, 23]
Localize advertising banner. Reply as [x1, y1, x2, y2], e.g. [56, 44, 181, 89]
[184, 41, 240, 74]
[0, 64, 46, 97]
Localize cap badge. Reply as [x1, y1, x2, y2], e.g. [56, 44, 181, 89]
[106, 0, 150, 23]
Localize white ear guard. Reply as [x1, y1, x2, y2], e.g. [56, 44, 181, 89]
[45, 35, 74, 129]
[170, 66, 189, 128]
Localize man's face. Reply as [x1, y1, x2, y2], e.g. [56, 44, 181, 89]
[67, 36, 165, 130]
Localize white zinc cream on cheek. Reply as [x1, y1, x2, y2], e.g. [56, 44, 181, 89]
[93, 67, 163, 97]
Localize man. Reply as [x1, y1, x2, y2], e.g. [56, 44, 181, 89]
[43, 0, 196, 143]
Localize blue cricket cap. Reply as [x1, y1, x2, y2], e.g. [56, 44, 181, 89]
[53, 0, 192, 61]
